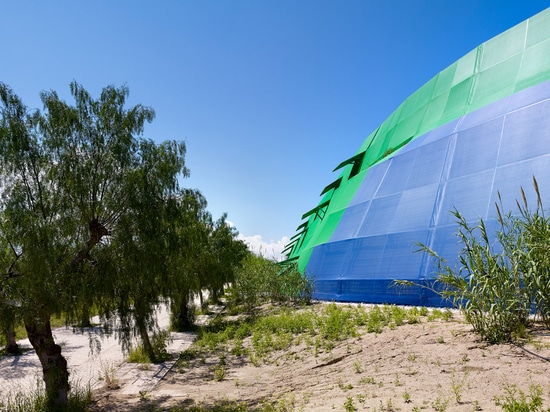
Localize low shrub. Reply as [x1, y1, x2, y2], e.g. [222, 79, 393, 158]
[228, 255, 313, 313]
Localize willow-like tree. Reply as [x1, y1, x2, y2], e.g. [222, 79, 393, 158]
[0, 82, 188, 409]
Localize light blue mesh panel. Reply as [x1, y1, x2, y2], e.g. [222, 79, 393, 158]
[456, 96, 510, 131]
[376, 154, 416, 197]
[390, 184, 439, 232]
[344, 235, 388, 279]
[348, 161, 390, 207]
[307, 240, 350, 280]
[509, 77, 550, 111]
[436, 171, 495, 226]
[498, 99, 550, 166]
[491, 155, 550, 215]
[449, 117, 503, 179]
[330, 202, 370, 241]
[404, 138, 449, 189]
[377, 230, 428, 280]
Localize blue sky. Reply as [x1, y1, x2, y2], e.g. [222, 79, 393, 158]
[2, 1, 548, 258]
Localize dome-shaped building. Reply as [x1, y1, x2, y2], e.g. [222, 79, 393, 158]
[285, 8, 550, 306]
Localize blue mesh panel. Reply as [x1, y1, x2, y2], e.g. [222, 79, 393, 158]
[377, 230, 428, 280]
[347, 161, 389, 207]
[498, 99, 550, 166]
[449, 117, 503, 179]
[436, 171, 495, 226]
[508, 78, 550, 111]
[404, 138, 448, 189]
[455, 94, 510, 131]
[424, 225, 462, 271]
[390, 184, 439, 232]
[376, 154, 416, 197]
[306, 240, 351, 280]
[343, 235, 388, 279]
[491, 155, 550, 215]
[357, 193, 401, 236]
[330, 202, 370, 241]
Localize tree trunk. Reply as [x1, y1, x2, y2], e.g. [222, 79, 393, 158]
[211, 287, 222, 304]
[24, 315, 70, 410]
[5, 321, 20, 355]
[135, 314, 156, 363]
[171, 296, 194, 331]
[79, 304, 92, 328]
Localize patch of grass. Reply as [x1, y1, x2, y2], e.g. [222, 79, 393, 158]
[494, 384, 546, 411]
[338, 378, 354, 391]
[450, 370, 469, 404]
[214, 365, 225, 382]
[126, 330, 173, 364]
[187, 302, 451, 370]
[432, 395, 449, 412]
[359, 376, 377, 385]
[98, 359, 119, 389]
[172, 399, 249, 411]
[127, 345, 152, 364]
[0, 380, 92, 412]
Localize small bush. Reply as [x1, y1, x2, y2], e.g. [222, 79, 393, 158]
[127, 345, 152, 364]
[152, 330, 173, 362]
[228, 255, 313, 313]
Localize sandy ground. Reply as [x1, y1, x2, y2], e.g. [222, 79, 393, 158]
[90, 304, 550, 412]
[0, 305, 196, 402]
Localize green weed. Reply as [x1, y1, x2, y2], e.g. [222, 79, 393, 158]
[344, 396, 356, 412]
[494, 384, 546, 411]
[432, 395, 449, 412]
[127, 345, 152, 364]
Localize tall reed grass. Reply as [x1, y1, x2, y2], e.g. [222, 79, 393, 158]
[416, 177, 550, 343]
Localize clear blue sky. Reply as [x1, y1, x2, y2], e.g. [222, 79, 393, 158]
[2, 1, 548, 258]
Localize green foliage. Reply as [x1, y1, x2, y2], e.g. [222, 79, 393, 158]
[229, 254, 275, 311]
[228, 256, 313, 313]
[0, 81, 224, 407]
[432, 396, 450, 412]
[127, 330, 172, 364]
[344, 396, 357, 412]
[494, 384, 547, 412]
[0, 82, 253, 407]
[127, 345, 152, 364]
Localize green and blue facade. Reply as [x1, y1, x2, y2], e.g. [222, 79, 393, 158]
[285, 8, 550, 305]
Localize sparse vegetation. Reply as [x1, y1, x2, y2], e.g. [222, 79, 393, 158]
[192, 302, 450, 367]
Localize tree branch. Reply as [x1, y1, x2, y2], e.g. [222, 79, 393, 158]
[71, 218, 111, 267]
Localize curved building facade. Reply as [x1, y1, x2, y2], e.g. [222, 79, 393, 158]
[285, 8, 550, 306]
